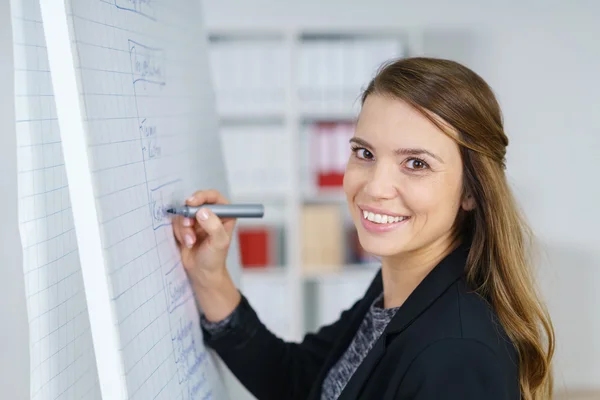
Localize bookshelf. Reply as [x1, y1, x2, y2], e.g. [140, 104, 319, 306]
[207, 27, 424, 341]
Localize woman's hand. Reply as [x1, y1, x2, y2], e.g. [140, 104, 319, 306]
[172, 189, 237, 287]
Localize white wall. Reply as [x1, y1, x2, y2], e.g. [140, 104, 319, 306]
[490, 21, 600, 390]
[1, 1, 591, 397]
[202, 0, 595, 30]
[0, 1, 30, 398]
[202, 0, 600, 392]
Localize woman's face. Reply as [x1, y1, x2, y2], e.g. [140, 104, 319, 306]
[343, 94, 472, 260]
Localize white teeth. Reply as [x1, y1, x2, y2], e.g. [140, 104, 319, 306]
[362, 210, 407, 224]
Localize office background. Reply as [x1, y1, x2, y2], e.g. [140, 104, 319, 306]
[202, 0, 600, 398]
[0, 1, 597, 399]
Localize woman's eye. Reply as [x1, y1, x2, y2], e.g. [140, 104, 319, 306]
[358, 149, 373, 159]
[406, 158, 429, 170]
[352, 147, 373, 160]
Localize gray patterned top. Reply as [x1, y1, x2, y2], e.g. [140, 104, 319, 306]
[200, 291, 399, 400]
[321, 292, 399, 399]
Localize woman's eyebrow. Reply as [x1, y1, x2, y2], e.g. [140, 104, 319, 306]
[349, 137, 444, 163]
[394, 148, 444, 163]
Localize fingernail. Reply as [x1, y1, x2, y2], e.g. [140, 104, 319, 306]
[183, 218, 192, 227]
[198, 208, 209, 221]
[184, 234, 194, 248]
[186, 195, 195, 202]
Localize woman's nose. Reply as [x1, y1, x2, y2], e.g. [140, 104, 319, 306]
[362, 162, 397, 200]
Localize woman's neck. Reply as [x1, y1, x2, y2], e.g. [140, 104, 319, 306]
[381, 235, 460, 309]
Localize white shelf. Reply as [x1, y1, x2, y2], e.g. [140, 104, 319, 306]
[240, 266, 295, 341]
[209, 26, 415, 340]
[219, 113, 285, 124]
[241, 265, 287, 278]
[302, 189, 347, 204]
[300, 110, 359, 121]
[240, 263, 380, 280]
[302, 263, 380, 279]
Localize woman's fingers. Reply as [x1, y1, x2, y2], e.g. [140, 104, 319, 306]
[186, 189, 230, 207]
[172, 190, 232, 253]
[195, 207, 230, 251]
[179, 223, 197, 249]
[172, 215, 184, 244]
[172, 215, 197, 249]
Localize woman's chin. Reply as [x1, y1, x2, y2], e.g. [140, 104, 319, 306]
[358, 237, 408, 259]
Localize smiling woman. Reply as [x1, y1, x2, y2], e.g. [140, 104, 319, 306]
[171, 57, 554, 400]
[344, 94, 472, 259]
[349, 58, 555, 400]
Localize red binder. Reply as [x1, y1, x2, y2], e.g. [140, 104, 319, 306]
[238, 227, 270, 268]
[312, 121, 353, 189]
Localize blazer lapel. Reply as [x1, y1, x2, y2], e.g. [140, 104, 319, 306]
[333, 242, 470, 399]
[306, 271, 383, 400]
[335, 334, 386, 400]
[384, 242, 469, 337]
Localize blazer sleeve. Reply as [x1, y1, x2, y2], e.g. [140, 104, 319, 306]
[200, 292, 364, 400]
[397, 338, 511, 400]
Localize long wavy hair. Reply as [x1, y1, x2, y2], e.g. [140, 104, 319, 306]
[361, 57, 555, 399]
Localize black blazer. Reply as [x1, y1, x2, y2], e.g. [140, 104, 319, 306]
[201, 243, 520, 399]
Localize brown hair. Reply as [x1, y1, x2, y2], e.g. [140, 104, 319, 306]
[361, 57, 555, 399]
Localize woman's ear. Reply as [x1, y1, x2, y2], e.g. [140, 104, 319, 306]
[461, 193, 476, 211]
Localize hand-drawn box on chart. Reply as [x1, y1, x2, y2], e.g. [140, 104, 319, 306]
[128, 40, 165, 87]
[148, 179, 182, 231]
[129, 40, 166, 171]
[114, 0, 155, 20]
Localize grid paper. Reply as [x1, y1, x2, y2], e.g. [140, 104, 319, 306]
[39, 0, 237, 399]
[10, 0, 102, 399]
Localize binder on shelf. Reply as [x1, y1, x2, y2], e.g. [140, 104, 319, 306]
[221, 124, 290, 199]
[297, 35, 404, 116]
[347, 227, 380, 265]
[237, 225, 285, 268]
[205, 28, 409, 343]
[316, 122, 342, 188]
[208, 36, 287, 117]
[301, 204, 344, 272]
[308, 121, 354, 191]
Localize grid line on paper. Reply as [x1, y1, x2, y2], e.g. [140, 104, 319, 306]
[19, 163, 65, 173]
[21, 205, 71, 224]
[62, 0, 219, 398]
[29, 306, 88, 346]
[118, 288, 165, 345]
[91, 152, 184, 176]
[126, 328, 171, 376]
[23, 248, 78, 275]
[20, 184, 69, 200]
[26, 267, 80, 299]
[15, 68, 51, 72]
[110, 235, 169, 277]
[67, 2, 178, 397]
[26, 278, 82, 327]
[11, 0, 102, 398]
[16, 117, 59, 123]
[18, 140, 61, 147]
[22, 226, 74, 250]
[104, 223, 153, 249]
[16, 93, 54, 97]
[72, 13, 162, 38]
[32, 312, 89, 372]
[13, 15, 41, 23]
